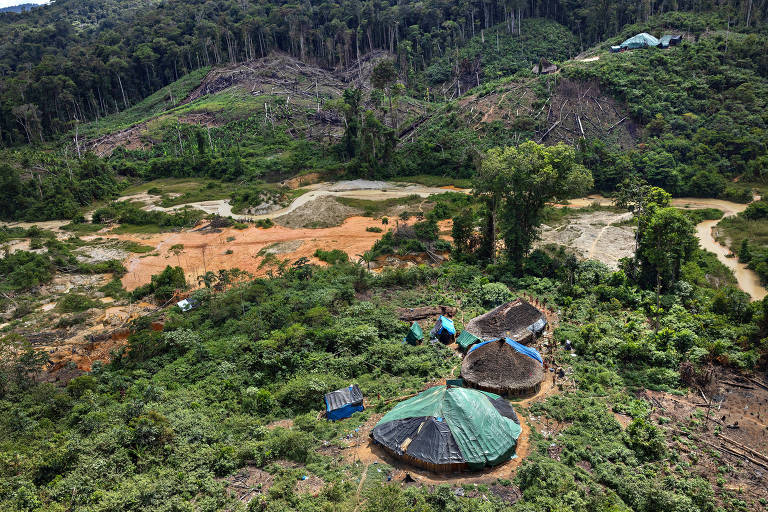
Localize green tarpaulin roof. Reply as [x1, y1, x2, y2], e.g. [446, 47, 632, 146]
[456, 330, 481, 350]
[620, 32, 660, 48]
[374, 386, 521, 469]
[404, 322, 423, 344]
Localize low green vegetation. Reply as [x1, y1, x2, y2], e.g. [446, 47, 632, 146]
[313, 249, 349, 265]
[679, 207, 723, 224]
[57, 292, 101, 313]
[390, 175, 473, 189]
[93, 201, 205, 232]
[0, 236, 126, 292]
[335, 195, 423, 217]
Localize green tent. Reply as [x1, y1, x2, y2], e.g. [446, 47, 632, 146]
[620, 32, 660, 49]
[403, 322, 423, 345]
[456, 330, 481, 351]
[371, 385, 521, 471]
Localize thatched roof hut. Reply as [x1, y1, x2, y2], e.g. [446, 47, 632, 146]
[370, 385, 521, 473]
[464, 298, 546, 343]
[461, 338, 544, 397]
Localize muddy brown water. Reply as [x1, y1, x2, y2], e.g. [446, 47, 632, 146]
[567, 195, 767, 300]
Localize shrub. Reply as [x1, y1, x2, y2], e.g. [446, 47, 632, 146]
[625, 417, 667, 461]
[313, 249, 349, 265]
[58, 293, 99, 313]
[477, 282, 513, 307]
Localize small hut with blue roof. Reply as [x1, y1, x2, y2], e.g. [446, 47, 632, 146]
[430, 315, 456, 344]
[324, 384, 364, 420]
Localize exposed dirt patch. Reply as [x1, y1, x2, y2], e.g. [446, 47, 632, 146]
[266, 419, 294, 430]
[295, 474, 325, 495]
[42, 274, 111, 295]
[224, 465, 274, 504]
[613, 412, 633, 428]
[642, 367, 768, 510]
[117, 216, 392, 290]
[259, 240, 304, 255]
[281, 172, 324, 189]
[74, 246, 128, 264]
[537, 210, 635, 269]
[274, 196, 362, 228]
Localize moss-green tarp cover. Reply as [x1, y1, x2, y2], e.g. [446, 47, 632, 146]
[456, 330, 481, 350]
[376, 386, 521, 468]
[404, 322, 423, 344]
[620, 32, 660, 49]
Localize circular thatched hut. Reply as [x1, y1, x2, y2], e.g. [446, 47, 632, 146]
[465, 299, 547, 344]
[370, 385, 520, 473]
[461, 338, 544, 397]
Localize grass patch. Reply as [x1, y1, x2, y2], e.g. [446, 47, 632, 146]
[335, 195, 423, 217]
[118, 241, 155, 253]
[61, 222, 106, 234]
[79, 68, 210, 137]
[110, 224, 178, 234]
[313, 249, 349, 265]
[121, 178, 225, 197]
[158, 183, 235, 208]
[679, 208, 723, 224]
[716, 216, 768, 250]
[391, 175, 472, 189]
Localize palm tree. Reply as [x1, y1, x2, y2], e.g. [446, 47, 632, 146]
[197, 271, 217, 288]
[356, 250, 375, 270]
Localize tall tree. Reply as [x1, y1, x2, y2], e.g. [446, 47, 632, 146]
[475, 141, 592, 269]
[370, 59, 398, 127]
[637, 207, 697, 292]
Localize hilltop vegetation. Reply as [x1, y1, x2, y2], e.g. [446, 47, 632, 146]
[2, 223, 766, 510]
[3, 1, 768, 510]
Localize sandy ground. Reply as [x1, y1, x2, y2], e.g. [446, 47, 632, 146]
[538, 210, 634, 269]
[560, 195, 766, 300]
[117, 217, 451, 291]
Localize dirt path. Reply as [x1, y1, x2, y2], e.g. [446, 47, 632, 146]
[353, 464, 370, 512]
[587, 212, 633, 259]
[139, 180, 464, 222]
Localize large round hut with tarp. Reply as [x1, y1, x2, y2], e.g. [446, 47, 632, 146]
[370, 385, 521, 473]
[465, 298, 547, 344]
[461, 338, 544, 397]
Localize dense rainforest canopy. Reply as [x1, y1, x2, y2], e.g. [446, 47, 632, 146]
[1, 0, 767, 144]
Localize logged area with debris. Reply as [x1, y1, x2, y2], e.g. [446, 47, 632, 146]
[403, 77, 637, 149]
[644, 367, 768, 510]
[86, 51, 429, 155]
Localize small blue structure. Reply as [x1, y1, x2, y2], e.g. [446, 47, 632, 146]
[468, 337, 543, 364]
[324, 384, 364, 421]
[430, 315, 456, 344]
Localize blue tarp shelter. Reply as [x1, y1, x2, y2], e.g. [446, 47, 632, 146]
[659, 35, 682, 48]
[324, 384, 364, 420]
[468, 337, 543, 364]
[430, 315, 456, 344]
[620, 33, 660, 49]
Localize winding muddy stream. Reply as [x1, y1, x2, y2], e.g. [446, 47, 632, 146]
[568, 195, 766, 300]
